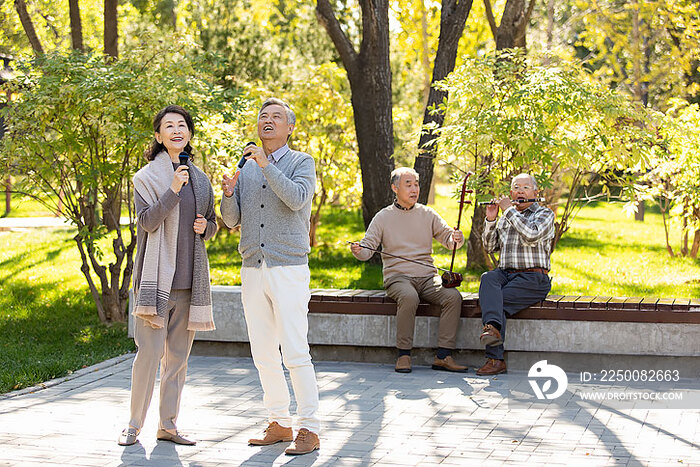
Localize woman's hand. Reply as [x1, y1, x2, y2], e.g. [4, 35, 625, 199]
[193, 214, 207, 235]
[170, 165, 189, 194]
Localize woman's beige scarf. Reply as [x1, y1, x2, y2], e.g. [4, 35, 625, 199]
[132, 151, 215, 331]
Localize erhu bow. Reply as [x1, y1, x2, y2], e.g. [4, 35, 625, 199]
[441, 172, 473, 288]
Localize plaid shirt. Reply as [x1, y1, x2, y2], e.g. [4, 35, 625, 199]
[482, 203, 555, 270]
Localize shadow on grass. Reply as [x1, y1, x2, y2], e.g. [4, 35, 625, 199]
[0, 240, 73, 283]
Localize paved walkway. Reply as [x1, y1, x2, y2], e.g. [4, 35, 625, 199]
[0, 355, 698, 466]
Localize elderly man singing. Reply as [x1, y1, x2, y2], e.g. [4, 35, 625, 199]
[477, 173, 555, 376]
[220, 98, 320, 455]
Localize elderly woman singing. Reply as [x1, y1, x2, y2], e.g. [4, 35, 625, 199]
[118, 105, 217, 446]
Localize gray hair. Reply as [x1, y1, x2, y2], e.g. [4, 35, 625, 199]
[259, 97, 296, 125]
[511, 173, 538, 189]
[390, 167, 419, 187]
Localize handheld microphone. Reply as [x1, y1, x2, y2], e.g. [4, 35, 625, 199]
[237, 142, 257, 169]
[178, 151, 189, 166]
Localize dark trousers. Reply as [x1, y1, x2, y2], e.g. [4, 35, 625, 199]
[478, 268, 551, 360]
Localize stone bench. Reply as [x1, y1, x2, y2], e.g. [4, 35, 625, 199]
[129, 287, 700, 375]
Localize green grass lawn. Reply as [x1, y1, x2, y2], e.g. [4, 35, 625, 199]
[0, 229, 135, 394]
[1, 192, 58, 218]
[1, 194, 698, 394]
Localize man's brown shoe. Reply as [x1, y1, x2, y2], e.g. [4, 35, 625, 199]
[476, 358, 507, 376]
[395, 355, 412, 373]
[285, 428, 320, 455]
[432, 355, 467, 373]
[248, 421, 293, 446]
[480, 324, 503, 347]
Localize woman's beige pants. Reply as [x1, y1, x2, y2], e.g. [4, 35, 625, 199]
[128, 289, 195, 431]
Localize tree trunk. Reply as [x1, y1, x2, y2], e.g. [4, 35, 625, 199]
[414, 0, 473, 204]
[69, 0, 84, 51]
[14, 0, 44, 55]
[419, 0, 431, 106]
[484, 0, 536, 50]
[310, 188, 327, 247]
[316, 0, 395, 228]
[101, 186, 121, 231]
[4, 176, 10, 215]
[634, 199, 645, 221]
[681, 198, 689, 256]
[545, 0, 554, 51]
[495, 0, 535, 50]
[104, 0, 118, 58]
[690, 229, 700, 259]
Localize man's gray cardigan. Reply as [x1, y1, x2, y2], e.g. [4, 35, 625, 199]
[220, 148, 316, 267]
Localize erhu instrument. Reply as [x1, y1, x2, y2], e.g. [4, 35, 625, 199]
[441, 172, 473, 288]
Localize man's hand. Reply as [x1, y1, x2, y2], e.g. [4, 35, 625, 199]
[222, 171, 240, 197]
[244, 145, 270, 168]
[193, 214, 207, 235]
[349, 241, 362, 255]
[485, 201, 499, 221]
[452, 229, 464, 244]
[497, 196, 513, 212]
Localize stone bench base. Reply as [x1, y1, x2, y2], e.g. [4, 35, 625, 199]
[128, 286, 700, 376]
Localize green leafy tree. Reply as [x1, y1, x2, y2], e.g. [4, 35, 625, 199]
[642, 100, 700, 258]
[575, 0, 700, 108]
[0, 36, 242, 323]
[187, 0, 335, 87]
[434, 52, 656, 268]
[1, 0, 108, 56]
[285, 63, 361, 246]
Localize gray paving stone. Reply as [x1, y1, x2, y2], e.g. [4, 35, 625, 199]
[0, 356, 698, 466]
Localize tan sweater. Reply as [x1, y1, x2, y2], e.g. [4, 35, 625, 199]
[353, 203, 463, 281]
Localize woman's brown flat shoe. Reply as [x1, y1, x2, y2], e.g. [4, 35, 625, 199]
[156, 429, 196, 445]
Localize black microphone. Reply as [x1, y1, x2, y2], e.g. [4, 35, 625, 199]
[237, 142, 257, 169]
[178, 151, 189, 166]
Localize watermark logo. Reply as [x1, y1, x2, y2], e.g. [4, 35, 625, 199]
[528, 360, 568, 400]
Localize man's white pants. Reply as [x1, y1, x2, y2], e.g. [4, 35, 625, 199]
[241, 261, 320, 433]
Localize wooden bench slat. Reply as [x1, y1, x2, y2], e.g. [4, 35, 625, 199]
[541, 294, 564, 308]
[590, 296, 612, 310]
[367, 290, 387, 303]
[573, 296, 597, 309]
[623, 297, 643, 310]
[557, 296, 579, 308]
[656, 298, 675, 312]
[640, 297, 660, 311]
